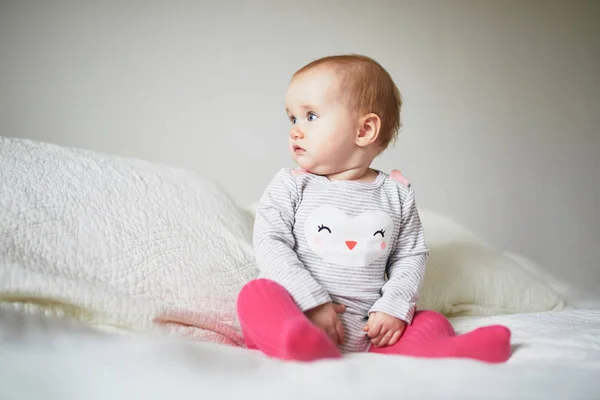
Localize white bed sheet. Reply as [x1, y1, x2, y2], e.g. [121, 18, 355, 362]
[1, 308, 599, 400]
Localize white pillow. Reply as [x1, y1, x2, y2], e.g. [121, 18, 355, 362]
[416, 211, 565, 316]
[0, 137, 258, 345]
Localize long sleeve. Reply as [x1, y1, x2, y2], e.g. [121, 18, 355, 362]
[368, 186, 429, 324]
[253, 169, 331, 311]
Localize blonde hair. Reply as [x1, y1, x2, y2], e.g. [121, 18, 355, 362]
[293, 54, 402, 150]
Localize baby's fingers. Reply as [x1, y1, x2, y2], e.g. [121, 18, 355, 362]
[335, 319, 345, 345]
[387, 330, 403, 347]
[370, 326, 388, 346]
[325, 326, 338, 345]
[332, 303, 346, 313]
[374, 329, 394, 348]
[366, 321, 382, 338]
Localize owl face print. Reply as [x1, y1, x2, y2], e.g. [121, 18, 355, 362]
[304, 205, 394, 267]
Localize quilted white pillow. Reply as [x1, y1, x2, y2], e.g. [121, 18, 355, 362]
[0, 137, 258, 345]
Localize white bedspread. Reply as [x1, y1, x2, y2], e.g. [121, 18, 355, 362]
[1, 308, 599, 400]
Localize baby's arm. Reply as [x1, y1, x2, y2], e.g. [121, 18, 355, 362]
[253, 169, 332, 311]
[368, 185, 429, 325]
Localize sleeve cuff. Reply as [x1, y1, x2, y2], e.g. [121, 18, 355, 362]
[368, 297, 416, 324]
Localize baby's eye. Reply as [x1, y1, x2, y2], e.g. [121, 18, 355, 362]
[373, 229, 385, 238]
[289, 116, 297, 125]
[307, 112, 318, 122]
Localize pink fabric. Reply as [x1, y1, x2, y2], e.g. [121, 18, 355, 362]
[153, 309, 245, 346]
[390, 169, 410, 186]
[291, 168, 310, 176]
[237, 279, 511, 363]
[237, 278, 341, 361]
[368, 311, 511, 363]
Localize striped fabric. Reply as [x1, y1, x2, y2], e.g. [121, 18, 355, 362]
[253, 168, 429, 353]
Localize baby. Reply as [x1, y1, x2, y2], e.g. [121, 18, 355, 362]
[237, 54, 511, 362]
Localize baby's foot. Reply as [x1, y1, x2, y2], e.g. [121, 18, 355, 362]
[389, 325, 511, 363]
[444, 325, 511, 363]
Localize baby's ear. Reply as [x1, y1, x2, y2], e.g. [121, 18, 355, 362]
[356, 113, 381, 147]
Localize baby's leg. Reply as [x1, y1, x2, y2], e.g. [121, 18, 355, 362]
[236, 278, 341, 362]
[369, 310, 511, 363]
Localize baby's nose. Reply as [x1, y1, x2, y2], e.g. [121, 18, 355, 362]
[290, 127, 304, 139]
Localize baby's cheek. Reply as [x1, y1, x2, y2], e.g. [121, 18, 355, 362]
[313, 237, 322, 246]
[380, 242, 387, 250]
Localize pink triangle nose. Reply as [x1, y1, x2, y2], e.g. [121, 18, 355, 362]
[345, 241, 357, 250]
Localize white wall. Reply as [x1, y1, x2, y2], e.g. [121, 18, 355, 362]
[1, 0, 598, 300]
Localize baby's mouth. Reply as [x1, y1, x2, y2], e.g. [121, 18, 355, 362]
[293, 145, 305, 154]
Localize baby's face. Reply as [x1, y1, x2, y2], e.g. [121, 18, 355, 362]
[285, 68, 359, 175]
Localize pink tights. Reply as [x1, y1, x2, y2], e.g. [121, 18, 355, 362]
[237, 279, 511, 363]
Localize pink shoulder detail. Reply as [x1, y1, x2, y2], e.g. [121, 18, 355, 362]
[390, 169, 410, 186]
[291, 168, 310, 177]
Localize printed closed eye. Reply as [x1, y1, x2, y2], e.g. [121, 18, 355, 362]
[373, 229, 385, 238]
[317, 224, 331, 233]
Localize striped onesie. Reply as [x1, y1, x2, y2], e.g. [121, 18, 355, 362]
[253, 167, 429, 353]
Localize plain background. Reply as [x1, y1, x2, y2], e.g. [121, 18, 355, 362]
[1, 0, 598, 301]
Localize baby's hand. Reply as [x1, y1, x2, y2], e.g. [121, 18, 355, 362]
[305, 302, 346, 345]
[363, 312, 406, 348]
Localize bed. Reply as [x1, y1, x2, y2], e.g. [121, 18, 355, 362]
[1, 137, 599, 399]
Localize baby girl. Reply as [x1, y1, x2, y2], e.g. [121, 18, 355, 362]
[237, 54, 511, 362]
